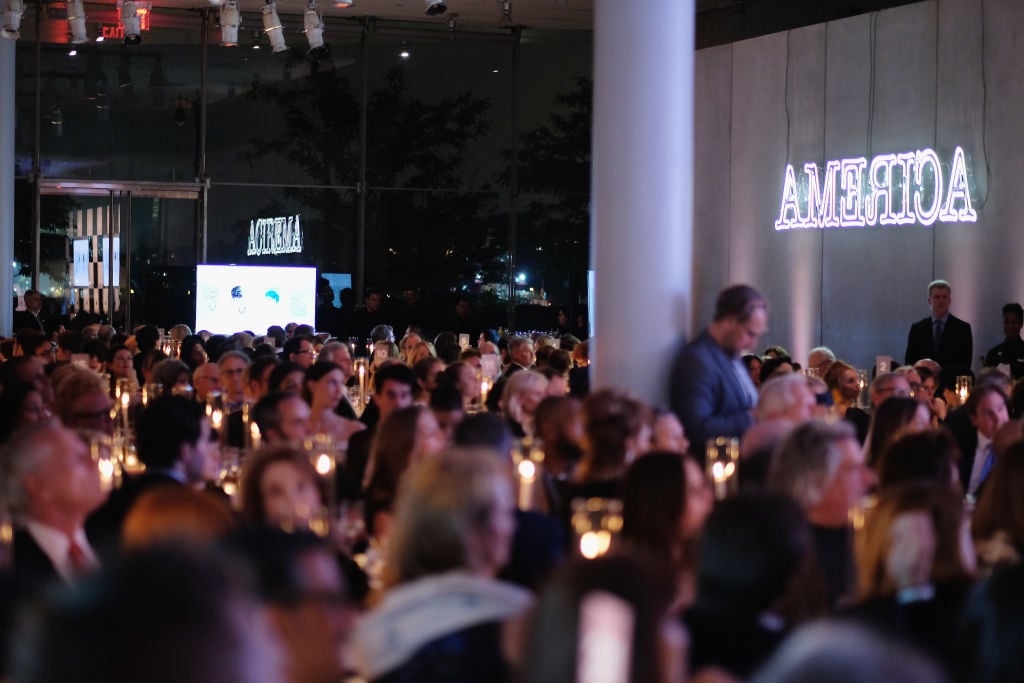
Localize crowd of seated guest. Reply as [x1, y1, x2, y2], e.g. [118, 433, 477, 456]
[7, 287, 1024, 683]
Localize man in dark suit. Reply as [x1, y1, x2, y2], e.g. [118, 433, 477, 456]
[904, 279, 973, 372]
[87, 395, 215, 555]
[12, 289, 54, 335]
[947, 383, 1010, 498]
[669, 284, 767, 460]
[2, 422, 106, 593]
[486, 336, 535, 412]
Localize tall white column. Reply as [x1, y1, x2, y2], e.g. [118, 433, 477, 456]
[590, 0, 695, 405]
[0, 38, 15, 338]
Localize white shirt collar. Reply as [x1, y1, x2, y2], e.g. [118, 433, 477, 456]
[23, 518, 98, 583]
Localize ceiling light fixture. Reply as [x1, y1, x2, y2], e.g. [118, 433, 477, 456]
[424, 0, 446, 16]
[261, 1, 287, 53]
[302, 1, 326, 56]
[1, 0, 25, 40]
[399, 41, 410, 59]
[121, 0, 142, 45]
[219, 0, 240, 46]
[67, 0, 88, 44]
[334, 0, 353, 7]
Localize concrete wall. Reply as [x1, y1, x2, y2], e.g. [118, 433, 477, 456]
[693, 0, 1019, 372]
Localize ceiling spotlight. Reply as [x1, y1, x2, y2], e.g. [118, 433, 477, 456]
[424, 0, 446, 16]
[250, 28, 260, 48]
[95, 24, 104, 41]
[334, 0, 353, 7]
[207, 0, 223, 6]
[67, 0, 88, 44]
[302, 1, 326, 55]
[121, 0, 142, 45]
[399, 42, 410, 59]
[261, 1, 287, 53]
[1, 0, 25, 40]
[219, 0, 240, 46]
[68, 48, 78, 56]
[500, 0, 511, 22]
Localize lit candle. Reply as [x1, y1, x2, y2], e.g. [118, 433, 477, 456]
[710, 460, 736, 500]
[357, 361, 367, 404]
[120, 391, 131, 434]
[97, 457, 116, 492]
[579, 530, 612, 560]
[314, 452, 333, 476]
[249, 421, 261, 450]
[480, 377, 491, 408]
[211, 408, 224, 432]
[517, 458, 536, 510]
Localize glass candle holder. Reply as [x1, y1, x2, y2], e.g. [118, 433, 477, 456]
[956, 375, 973, 406]
[571, 497, 623, 559]
[856, 370, 871, 409]
[705, 436, 740, 500]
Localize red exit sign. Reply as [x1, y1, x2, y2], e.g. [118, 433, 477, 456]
[101, 24, 125, 39]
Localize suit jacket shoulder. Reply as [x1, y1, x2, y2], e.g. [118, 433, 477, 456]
[669, 331, 754, 455]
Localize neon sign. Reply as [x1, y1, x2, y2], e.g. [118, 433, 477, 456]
[774, 146, 977, 230]
[247, 214, 303, 256]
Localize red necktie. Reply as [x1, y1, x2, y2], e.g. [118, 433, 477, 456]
[68, 538, 90, 575]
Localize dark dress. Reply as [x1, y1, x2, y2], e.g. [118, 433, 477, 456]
[373, 621, 510, 683]
[685, 608, 789, 679]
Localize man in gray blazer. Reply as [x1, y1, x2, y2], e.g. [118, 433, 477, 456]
[669, 284, 768, 462]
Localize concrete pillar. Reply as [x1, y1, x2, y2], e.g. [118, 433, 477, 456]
[590, 0, 695, 405]
[0, 38, 15, 338]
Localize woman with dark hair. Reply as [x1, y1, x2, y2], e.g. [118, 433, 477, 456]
[570, 388, 651, 500]
[239, 444, 369, 603]
[268, 361, 305, 395]
[438, 360, 480, 410]
[876, 428, 960, 491]
[759, 357, 794, 386]
[686, 492, 824, 679]
[239, 444, 331, 527]
[622, 451, 710, 610]
[972, 440, 1024, 572]
[521, 554, 684, 683]
[179, 335, 208, 371]
[303, 362, 365, 444]
[106, 344, 138, 397]
[742, 354, 764, 390]
[362, 405, 444, 538]
[864, 396, 932, 469]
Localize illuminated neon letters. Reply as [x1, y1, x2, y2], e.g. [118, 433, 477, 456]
[247, 214, 303, 256]
[774, 146, 977, 230]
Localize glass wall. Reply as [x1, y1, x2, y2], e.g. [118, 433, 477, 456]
[13, 8, 593, 333]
